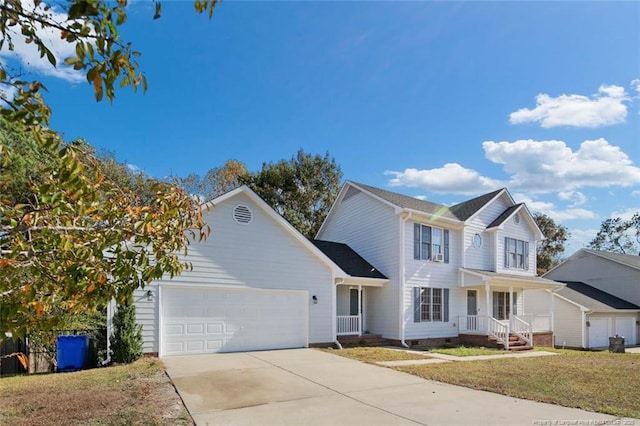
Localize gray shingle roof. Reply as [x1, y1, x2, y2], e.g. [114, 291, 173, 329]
[582, 249, 640, 270]
[348, 181, 504, 221]
[486, 204, 523, 229]
[556, 281, 640, 311]
[311, 240, 387, 279]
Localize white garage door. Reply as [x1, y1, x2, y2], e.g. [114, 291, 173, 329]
[161, 286, 308, 356]
[588, 318, 609, 348]
[615, 317, 636, 346]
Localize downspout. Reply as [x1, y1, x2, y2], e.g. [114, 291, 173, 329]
[399, 211, 412, 348]
[334, 278, 344, 349]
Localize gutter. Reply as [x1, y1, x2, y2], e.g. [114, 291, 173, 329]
[398, 211, 412, 348]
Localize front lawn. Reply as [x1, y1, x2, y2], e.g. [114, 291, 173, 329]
[320, 347, 428, 363]
[0, 358, 190, 426]
[426, 346, 505, 357]
[396, 349, 639, 418]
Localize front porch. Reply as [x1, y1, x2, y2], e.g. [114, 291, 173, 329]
[458, 268, 563, 350]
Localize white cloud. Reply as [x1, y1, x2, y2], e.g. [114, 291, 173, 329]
[385, 163, 504, 195]
[414, 195, 428, 201]
[564, 228, 599, 256]
[632, 79, 640, 94]
[0, 1, 83, 83]
[509, 85, 629, 128]
[482, 138, 640, 193]
[513, 193, 596, 222]
[610, 207, 640, 221]
[632, 190, 640, 197]
[558, 190, 587, 207]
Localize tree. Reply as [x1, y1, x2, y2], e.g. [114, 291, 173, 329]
[110, 302, 143, 364]
[589, 213, 640, 254]
[533, 212, 569, 274]
[244, 150, 342, 239]
[0, 1, 218, 338]
[180, 160, 248, 201]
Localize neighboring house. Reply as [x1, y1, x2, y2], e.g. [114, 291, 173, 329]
[526, 248, 640, 348]
[316, 181, 562, 350]
[527, 281, 639, 349]
[132, 186, 388, 356]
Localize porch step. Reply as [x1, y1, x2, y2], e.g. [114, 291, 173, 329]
[337, 334, 389, 348]
[489, 333, 532, 351]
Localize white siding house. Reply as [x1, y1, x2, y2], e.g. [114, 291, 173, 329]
[317, 181, 562, 350]
[133, 186, 387, 356]
[528, 249, 640, 348]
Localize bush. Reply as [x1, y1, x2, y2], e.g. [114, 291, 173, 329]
[110, 303, 143, 364]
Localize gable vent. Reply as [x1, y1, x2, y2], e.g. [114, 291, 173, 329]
[233, 205, 253, 224]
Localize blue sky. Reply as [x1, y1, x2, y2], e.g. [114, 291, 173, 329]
[1, 1, 639, 256]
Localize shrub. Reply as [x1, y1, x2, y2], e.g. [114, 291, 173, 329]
[110, 302, 143, 363]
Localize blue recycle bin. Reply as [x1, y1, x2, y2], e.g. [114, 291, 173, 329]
[56, 335, 89, 372]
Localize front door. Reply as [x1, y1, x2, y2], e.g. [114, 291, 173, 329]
[349, 289, 359, 315]
[467, 290, 478, 331]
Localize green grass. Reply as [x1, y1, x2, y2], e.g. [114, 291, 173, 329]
[326, 346, 639, 418]
[319, 347, 428, 363]
[396, 349, 639, 418]
[0, 358, 190, 426]
[426, 345, 505, 357]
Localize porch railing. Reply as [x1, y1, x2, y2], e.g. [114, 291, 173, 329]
[516, 314, 551, 332]
[510, 315, 533, 347]
[337, 315, 360, 336]
[488, 317, 509, 350]
[458, 315, 488, 334]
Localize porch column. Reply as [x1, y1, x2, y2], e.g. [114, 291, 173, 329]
[509, 286, 514, 319]
[550, 289, 555, 332]
[485, 281, 490, 319]
[358, 285, 362, 336]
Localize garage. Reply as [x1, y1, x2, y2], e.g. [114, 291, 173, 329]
[587, 318, 609, 348]
[160, 286, 308, 356]
[614, 317, 636, 346]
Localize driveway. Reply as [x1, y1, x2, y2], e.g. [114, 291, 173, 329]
[164, 348, 627, 426]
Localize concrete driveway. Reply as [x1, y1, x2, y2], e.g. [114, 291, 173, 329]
[163, 348, 628, 426]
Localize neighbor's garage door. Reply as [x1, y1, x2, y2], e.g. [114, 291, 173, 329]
[161, 286, 308, 356]
[615, 317, 636, 346]
[588, 318, 609, 348]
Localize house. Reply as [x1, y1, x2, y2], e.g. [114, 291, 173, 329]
[132, 185, 388, 356]
[132, 182, 561, 356]
[527, 281, 639, 349]
[525, 249, 640, 348]
[316, 181, 562, 350]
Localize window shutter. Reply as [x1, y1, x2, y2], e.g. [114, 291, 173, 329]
[492, 292, 499, 318]
[413, 224, 420, 259]
[504, 237, 509, 267]
[443, 230, 450, 263]
[443, 288, 449, 322]
[513, 292, 518, 315]
[413, 287, 421, 322]
[524, 242, 529, 270]
[423, 226, 432, 260]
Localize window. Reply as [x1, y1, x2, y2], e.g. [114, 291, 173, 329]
[413, 287, 449, 322]
[504, 237, 529, 269]
[414, 224, 449, 262]
[492, 291, 518, 320]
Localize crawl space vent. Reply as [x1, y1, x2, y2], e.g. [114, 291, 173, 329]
[233, 205, 253, 224]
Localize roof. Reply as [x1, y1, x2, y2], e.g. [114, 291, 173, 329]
[581, 249, 640, 271]
[449, 189, 505, 221]
[556, 281, 640, 311]
[348, 181, 504, 222]
[486, 204, 523, 229]
[460, 268, 562, 288]
[311, 240, 387, 279]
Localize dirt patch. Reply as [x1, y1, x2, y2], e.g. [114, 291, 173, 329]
[0, 358, 191, 426]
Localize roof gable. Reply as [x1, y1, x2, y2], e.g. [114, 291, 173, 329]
[449, 188, 506, 221]
[556, 281, 640, 311]
[208, 186, 347, 277]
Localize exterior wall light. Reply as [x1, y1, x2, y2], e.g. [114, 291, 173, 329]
[312, 295, 318, 304]
[146, 290, 153, 301]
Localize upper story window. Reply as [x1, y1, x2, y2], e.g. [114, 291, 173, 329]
[413, 223, 449, 263]
[504, 237, 529, 270]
